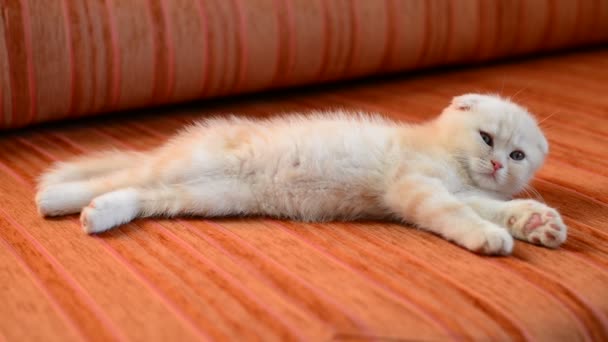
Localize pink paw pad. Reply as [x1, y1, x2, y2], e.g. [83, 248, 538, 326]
[88, 201, 96, 208]
[508, 216, 516, 225]
[531, 237, 541, 244]
[523, 213, 543, 234]
[546, 212, 556, 218]
[545, 231, 557, 241]
[550, 223, 561, 231]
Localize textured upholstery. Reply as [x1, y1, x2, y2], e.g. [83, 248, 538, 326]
[0, 48, 607, 341]
[2, 0, 608, 129]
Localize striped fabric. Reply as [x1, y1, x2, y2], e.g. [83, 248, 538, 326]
[0, 48, 607, 341]
[2, 0, 608, 129]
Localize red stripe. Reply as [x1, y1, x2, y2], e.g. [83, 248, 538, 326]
[104, 0, 121, 108]
[0, 235, 87, 341]
[0, 205, 128, 342]
[343, 222, 532, 340]
[25, 136, 213, 341]
[378, 0, 395, 72]
[0, 59, 3, 126]
[81, 1, 97, 116]
[343, 0, 360, 76]
[270, 220, 461, 340]
[164, 221, 307, 340]
[95, 235, 212, 341]
[52, 124, 316, 340]
[0, 159, 29, 186]
[493, 259, 608, 340]
[284, 0, 296, 80]
[571, 0, 583, 44]
[317, 0, 331, 79]
[512, 0, 525, 54]
[443, 1, 454, 63]
[414, 0, 432, 67]
[196, 0, 210, 97]
[18, 0, 37, 125]
[78, 119, 375, 333]
[60, 0, 75, 117]
[539, 0, 555, 51]
[201, 220, 374, 335]
[159, 0, 175, 101]
[231, 0, 248, 93]
[144, 0, 158, 105]
[271, 0, 284, 85]
[472, 0, 485, 61]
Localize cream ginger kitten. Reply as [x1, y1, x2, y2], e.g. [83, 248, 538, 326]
[36, 94, 567, 255]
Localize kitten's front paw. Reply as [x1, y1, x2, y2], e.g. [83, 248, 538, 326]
[36, 183, 92, 217]
[461, 224, 514, 256]
[504, 200, 567, 248]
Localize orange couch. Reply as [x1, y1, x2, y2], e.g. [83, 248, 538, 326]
[1, 1, 608, 341]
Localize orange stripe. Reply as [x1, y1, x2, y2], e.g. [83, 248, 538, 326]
[284, 0, 296, 81]
[0, 235, 86, 341]
[343, 0, 359, 76]
[25, 135, 213, 341]
[378, 0, 396, 72]
[317, 0, 331, 79]
[540, 0, 555, 51]
[18, 0, 37, 125]
[49, 127, 328, 340]
[94, 236, 213, 341]
[201, 220, 374, 335]
[345, 223, 532, 340]
[159, 0, 175, 101]
[231, 0, 248, 93]
[84, 120, 374, 335]
[81, 1, 97, 116]
[472, 0, 485, 61]
[442, 1, 454, 62]
[162, 220, 326, 328]
[104, 0, 121, 108]
[49, 128, 328, 337]
[494, 259, 608, 340]
[414, 0, 432, 67]
[270, 220, 461, 340]
[196, 0, 210, 97]
[271, 0, 296, 86]
[164, 221, 307, 340]
[0, 158, 29, 186]
[0, 205, 128, 342]
[60, 0, 75, 116]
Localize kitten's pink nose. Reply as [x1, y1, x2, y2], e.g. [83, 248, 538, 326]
[491, 160, 503, 171]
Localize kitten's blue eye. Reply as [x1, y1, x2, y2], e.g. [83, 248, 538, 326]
[479, 131, 493, 147]
[510, 150, 525, 160]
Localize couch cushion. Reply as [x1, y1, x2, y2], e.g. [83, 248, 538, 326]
[0, 48, 607, 341]
[2, 0, 608, 129]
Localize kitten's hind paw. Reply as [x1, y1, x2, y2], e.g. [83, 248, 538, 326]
[36, 183, 92, 217]
[80, 189, 139, 234]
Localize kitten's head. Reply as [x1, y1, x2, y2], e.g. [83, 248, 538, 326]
[437, 94, 548, 196]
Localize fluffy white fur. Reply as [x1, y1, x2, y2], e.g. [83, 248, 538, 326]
[36, 94, 567, 255]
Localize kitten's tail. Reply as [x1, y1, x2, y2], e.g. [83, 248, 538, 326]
[38, 150, 145, 189]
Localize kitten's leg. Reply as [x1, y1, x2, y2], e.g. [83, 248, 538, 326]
[38, 150, 145, 188]
[80, 182, 253, 233]
[36, 168, 145, 216]
[384, 176, 513, 255]
[460, 196, 567, 248]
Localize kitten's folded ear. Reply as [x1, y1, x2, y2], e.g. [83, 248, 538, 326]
[451, 94, 485, 111]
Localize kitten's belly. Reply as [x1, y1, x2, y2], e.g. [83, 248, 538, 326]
[245, 146, 389, 221]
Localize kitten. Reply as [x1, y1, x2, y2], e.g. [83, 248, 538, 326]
[35, 94, 567, 255]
